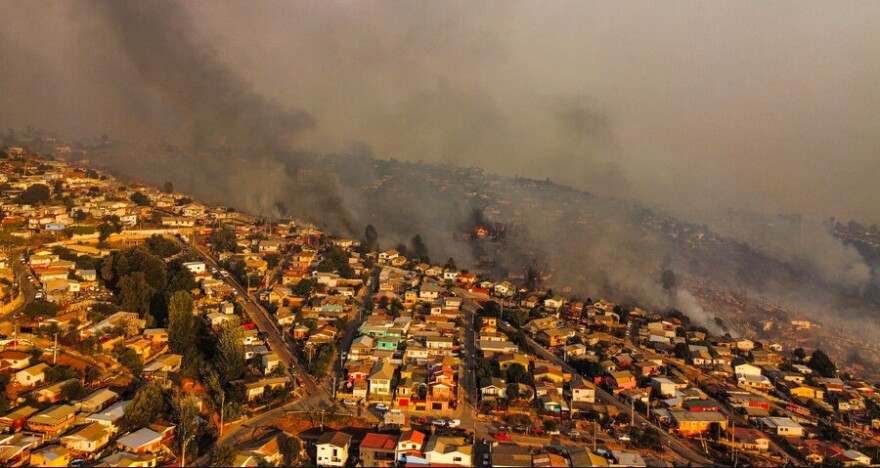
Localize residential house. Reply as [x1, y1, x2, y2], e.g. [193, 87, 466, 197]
[605, 370, 636, 390]
[730, 428, 770, 452]
[669, 409, 728, 437]
[760, 417, 804, 438]
[30, 444, 71, 467]
[0, 406, 38, 433]
[261, 352, 281, 374]
[316, 431, 352, 467]
[27, 404, 76, 438]
[142, 354, 182, 377]
[395, 430, 426, 465]
[15, 363, 48, 387]
[0, 351, 33, 371]
[492, 444, 533, 467]
[117, 427, 163, 454]
[480, 378, 507, 400]
[85, 400, 129, 430]
[34, 378, 78, 403]
[369, 361, 396, 401]
[60, 422, 112, 454]
[240, 377, 291, 402]
[424, 436, 472, 466]
[360, 433, 398, 467]
[572, 382, 596, 404]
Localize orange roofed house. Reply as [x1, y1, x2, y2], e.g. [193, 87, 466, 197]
[359, 433, 398, 467]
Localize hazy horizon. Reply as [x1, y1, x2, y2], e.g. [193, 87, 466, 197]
[1, 1, 879, 226]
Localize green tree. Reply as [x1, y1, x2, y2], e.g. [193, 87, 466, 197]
[24, 300, 59, 320]
[122, 381, 169, 431]
[98, 222, 118, 242]
[144, 235, 181, 258]
[282, 436, 302, 465]
[209, 226, 238, 252]
[61, 380, 88, 401]
[444, 257, 457, 271]
[117, 347, 144, 374]
[673, 342, 693, 364]
[506, 363, 532, 384]
[167, 291, 196, 356]
[118, 272, 153, 319]
[264, 253, 282, 270]
[808, 349, 837, 377]
[130, 191, 152, 206]
[215, 319, 246, 382]
[292, 279, 313, 297]
[506, 383, 520, 401]
[163, 181, 174, 194]
[17, 184, 50, 205]
[173, 391, 201, 468]
[210, 445, 237, 467]
[504, 309, 529, 327]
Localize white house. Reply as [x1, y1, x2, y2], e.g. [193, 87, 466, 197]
[424, 436, 471, 466]
[761, 417, 804, 437]
[182, 261, 207, 274]
[316, 431, 352, 467]
[15, 363, 48, 387]
[572, 383, 596, 404]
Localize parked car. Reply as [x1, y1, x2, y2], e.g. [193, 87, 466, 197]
[431, 419, 447, 427]
[412, 416, 430, 425]
[342, 399, 356, 406]
[531, 427, 546, 435]
[568, 429, 581, 439]
[514, 425, 528, 433]
[493, 432, 512, 441]
[375, 403, 389, 411]
[447, 419, 461, 428]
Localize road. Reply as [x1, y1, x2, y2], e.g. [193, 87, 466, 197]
[191, 242, 324, 397]
[5, 250, 37, 320]
[457, 297, 481, 432]
[452, 288, 715, 467]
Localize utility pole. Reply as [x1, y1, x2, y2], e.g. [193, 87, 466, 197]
[219, 391, 226, 437]
[593, 421, 597, 452]
[52, 332, 58, 365]
[630, 398, 635, 428]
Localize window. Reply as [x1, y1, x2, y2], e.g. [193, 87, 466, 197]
[333, 449, 338, 456]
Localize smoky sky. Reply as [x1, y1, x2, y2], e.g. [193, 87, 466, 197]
[1, 1, 880, 224]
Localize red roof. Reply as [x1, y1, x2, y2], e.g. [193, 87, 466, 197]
[361, 433, 398, 450]
[398, 430, 426, 445]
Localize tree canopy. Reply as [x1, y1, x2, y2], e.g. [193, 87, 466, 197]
[130, 191, 152, 206]
[808, 349, 837, 377]
[215, 319, 246, 382]
[17, 183, 50, 205]
[167, 291, 196, 356]
[122, 381, 169, 431]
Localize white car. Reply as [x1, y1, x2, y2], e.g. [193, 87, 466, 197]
[447, 419, 461, 428]
[375, 403, 389, 411]
[342, 399, 356, 406]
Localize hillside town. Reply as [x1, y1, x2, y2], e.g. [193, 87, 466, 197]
[0, 145, 875, 468]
